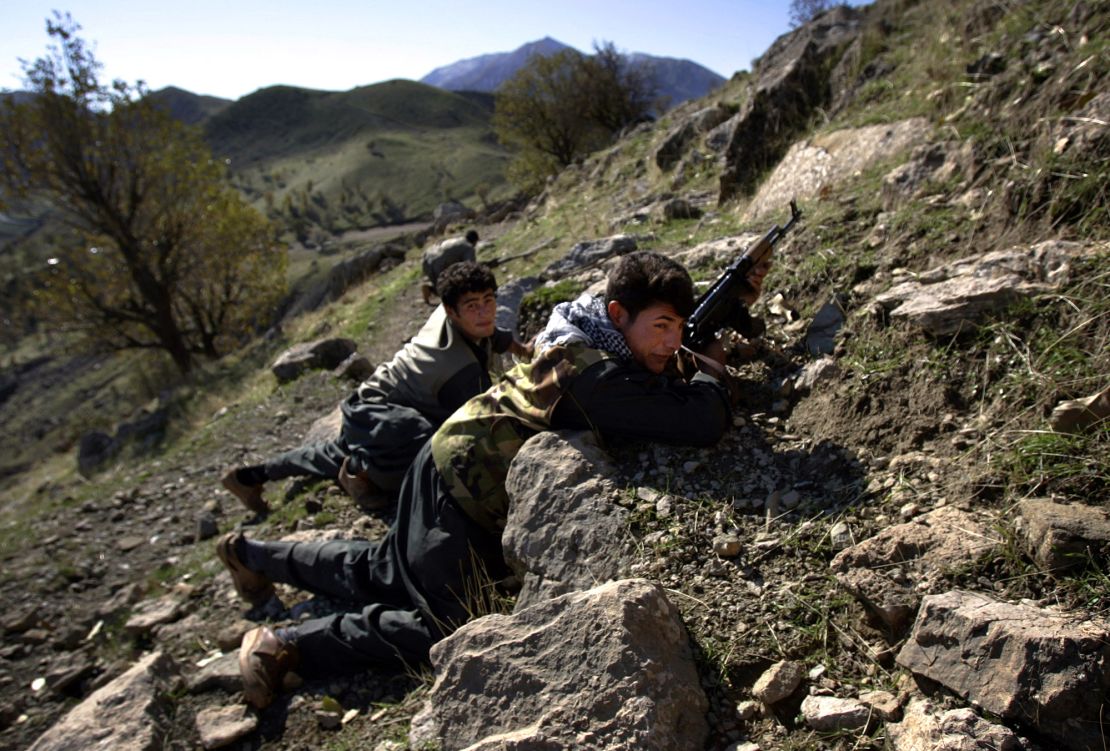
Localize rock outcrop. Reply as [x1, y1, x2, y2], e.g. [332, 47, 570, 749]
[719, 5, 864, 202]
[897, 590, 1110, 750]
[874, 241, 1081, 335]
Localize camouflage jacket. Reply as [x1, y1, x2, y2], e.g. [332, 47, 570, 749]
[431, 342, 730, 533]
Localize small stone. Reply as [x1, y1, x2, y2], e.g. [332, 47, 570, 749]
[196, 705, 258, 749]
[196, 512, 219, 542]
[859, 689, 902, 721]
[752, 660, 805, 705]
[124, 596, 184, 636]
[800, 694, 870, 731]
[735, 699, 761, 720]
[116, 535, 145, 552]
[713, 535, 742, 558]
[683, 460, 701, 473]
[656, 496, 674, 519]
[899, 502, 920, 520]
[315, 710, 342, 730]
[830, 521, 852, 550]
[781, 490, 800, 509]
[187, 652, 241, 694]
[216, 620, 252, 651]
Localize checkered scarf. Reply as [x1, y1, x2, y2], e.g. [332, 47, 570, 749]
[534, 293, 633, 361]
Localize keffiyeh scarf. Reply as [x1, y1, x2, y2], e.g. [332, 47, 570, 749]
[533, 293, 633, 361]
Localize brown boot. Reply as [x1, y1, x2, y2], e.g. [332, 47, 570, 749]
[239, 626, 299, 709]
[337, 456, 388, 511]
[221, 468, 269, 514]
[216, 532, 275, 606]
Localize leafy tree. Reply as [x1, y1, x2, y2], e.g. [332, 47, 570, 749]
[494, 42, 658, 193]
[790, 0, 837, 28]
[0, 14, 285, 373]
[578, 42, 659, 133]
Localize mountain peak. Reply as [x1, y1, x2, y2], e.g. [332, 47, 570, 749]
[420, 38, 724, 107]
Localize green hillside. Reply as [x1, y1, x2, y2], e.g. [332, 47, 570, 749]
[205, 80, 512, 240]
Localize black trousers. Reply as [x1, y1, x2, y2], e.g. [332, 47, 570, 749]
[250, 441, 507, 675]
[263, 393, 435, 491]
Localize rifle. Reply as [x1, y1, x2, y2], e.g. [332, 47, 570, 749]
[683, 200, 802, 350]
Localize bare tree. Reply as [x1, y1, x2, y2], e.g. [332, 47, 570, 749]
[790, 0, 836, 28]
[1, 14, 286, 373]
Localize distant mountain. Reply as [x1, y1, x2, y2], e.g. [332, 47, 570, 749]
[626, 53, 728, 109]
[0, 90, 37, 106]
[422, 37, 573, 93]
[148, 86, 231, 125]
[420, 37, 726, 109]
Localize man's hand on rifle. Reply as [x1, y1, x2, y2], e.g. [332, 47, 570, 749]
[510, 336, 535, 362]
[740, 258, 773, 307]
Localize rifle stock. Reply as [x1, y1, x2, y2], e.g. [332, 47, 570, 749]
[683, 200, 802, 349]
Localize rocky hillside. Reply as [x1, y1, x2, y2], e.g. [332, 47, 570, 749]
[1, 1, 1107, 750]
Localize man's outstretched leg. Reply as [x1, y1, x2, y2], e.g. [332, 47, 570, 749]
[222, 437, 349, 514]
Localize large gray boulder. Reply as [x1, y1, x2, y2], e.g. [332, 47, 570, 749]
[543, 234, 638, 277]
[897, 590, 1110, 751]
[409, 579, 708, 751]
[271, 337, 357, 383]
[504, 430, 634, 609]
[432, 200, 475, 232]
[830, 506, 1000, 633]
[28, 651, 178, 751]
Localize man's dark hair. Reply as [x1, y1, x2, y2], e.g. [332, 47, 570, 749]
[437, 261, 497, 309]
[465, 229, 479, 245]
[606, 251, 695, 320]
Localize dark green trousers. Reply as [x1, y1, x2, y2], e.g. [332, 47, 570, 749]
[250, 441, 508, 674]
[263, 393, 435, 491]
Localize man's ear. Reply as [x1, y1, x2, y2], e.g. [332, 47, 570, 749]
[607, 300, 629, 331]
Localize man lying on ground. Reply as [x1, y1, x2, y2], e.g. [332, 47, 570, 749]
[222, 261, 529, 513]
[218, 251, 752, 708]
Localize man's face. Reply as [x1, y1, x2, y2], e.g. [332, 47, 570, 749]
[608, 300, 684, 374]
[446, 289, 497, 341]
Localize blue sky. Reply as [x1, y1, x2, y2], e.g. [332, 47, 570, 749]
[2, 1, 843, 100]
